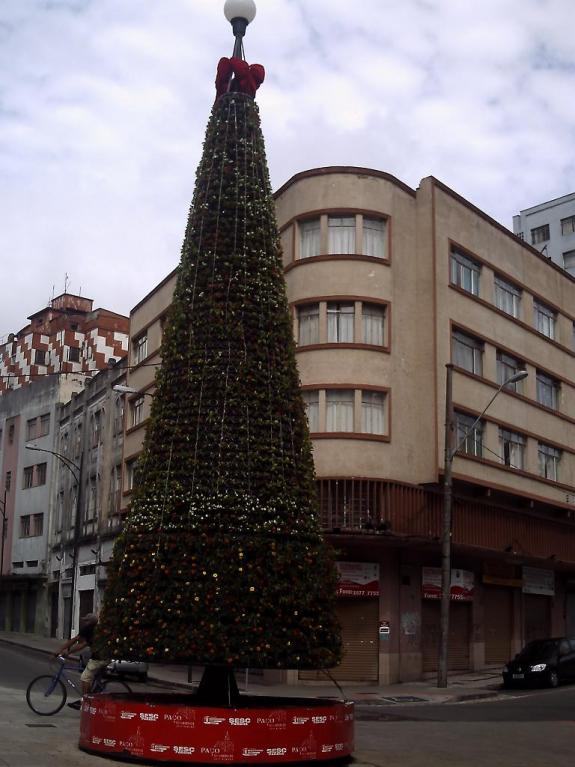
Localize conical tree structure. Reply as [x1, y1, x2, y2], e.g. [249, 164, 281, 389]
[96, 90, 342, 671]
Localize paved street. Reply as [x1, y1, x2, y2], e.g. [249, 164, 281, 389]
[2, 643, 575, 767]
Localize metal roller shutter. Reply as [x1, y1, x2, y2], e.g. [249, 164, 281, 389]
[422, 601, 471, 673]
[300, 599, 379, 682]
[484, 587, 512, 665]
[524, 594, 551, 643]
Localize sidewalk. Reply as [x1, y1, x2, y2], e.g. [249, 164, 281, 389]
[0, 630, 503, 705]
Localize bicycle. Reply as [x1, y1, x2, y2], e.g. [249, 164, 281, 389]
[26, 655, 132, 716]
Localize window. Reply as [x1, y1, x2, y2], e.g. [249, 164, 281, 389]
[301, 390, 319, 432]
[91, 410, 102, 446]
[531, 224, 550, 244]
[536, 370, 560, 410]
[454, 412, 483, 457]
[39, 413, 50, 437]
[32, 513, 43, 537]
[133, 334, 148, 364]
[126, 459, 138, 491]
[327, 302, 354, 343]
[328, 216, 355, 254]
[499, 429, 525, 470]
[68, 346, 80, 362]
[12, 562, 24, 570]
[26, 418, 37, 442]
[516, 232, 524, 241]
[34, 349, 46, 365]
[26, 560, 39, 567]
[36, 463, 47, 486]
[8, 424, 14, 444]
[23, 467, 34, 489]
[326, 390, 354, 432]
[5, 471, 11, 491]
[496, 351, 525, 392]
[297, 304, 319, 346]
[538, 443, 561, 481]
[131, 397, 145, 427]
[452, 330, 483, 375]
[362, 218, 386, 258]
[561, 215, 575, 235]
[362, 303, 385, 345]
[361, 391, 385, 434]
[20, 516, 31, 537]
[450, 248, 481, 296]
[563, 250, 575, 274]
[299, 219, 321, 259]
[494, 276, 521, 318]
[533, 300, 556, 339]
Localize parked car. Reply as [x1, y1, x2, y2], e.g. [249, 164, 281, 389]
[502, 637, 575, 688]
[106, 659, 149, 683]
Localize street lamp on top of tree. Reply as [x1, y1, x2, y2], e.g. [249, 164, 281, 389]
[437, 365, 529, 688]
[224, 0, 257, 58]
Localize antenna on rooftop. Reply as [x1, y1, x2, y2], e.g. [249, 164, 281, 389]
[64, 273, 69, 294]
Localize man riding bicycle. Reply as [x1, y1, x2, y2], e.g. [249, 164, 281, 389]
[54, 612, 109, 705]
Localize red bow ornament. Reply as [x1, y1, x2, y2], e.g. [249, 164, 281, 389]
[215, 57, 265, 99]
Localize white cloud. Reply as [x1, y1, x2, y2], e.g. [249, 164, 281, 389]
[0, 0, 574, 337]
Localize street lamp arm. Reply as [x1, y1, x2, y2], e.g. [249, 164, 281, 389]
[25, 445, 80, 484]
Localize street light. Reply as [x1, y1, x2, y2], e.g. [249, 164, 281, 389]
[26, 444, 82, 638]
[112, 385, 153, 397]
[224, 0, 256, 58]
[437, 365, 528, 688]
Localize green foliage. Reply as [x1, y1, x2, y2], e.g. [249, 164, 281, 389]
[96, 93, 341, 668]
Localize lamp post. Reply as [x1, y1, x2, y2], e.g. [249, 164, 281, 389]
[0, 488, 7, 580]
[224, 0, 256, 58]
[26, 444, 83, 638]
[437, 364, 528, 688]
[112, 385, 154, 398]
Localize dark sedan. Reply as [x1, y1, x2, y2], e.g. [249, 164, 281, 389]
[502, 637, 575, 688]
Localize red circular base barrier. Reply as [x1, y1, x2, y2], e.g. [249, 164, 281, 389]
[79, 692, 354, 764]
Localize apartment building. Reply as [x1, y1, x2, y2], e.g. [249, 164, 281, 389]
[47, 360, 127, 639]
[118, 166, 575, 685]
[0, 292, 129, 395]
[513, 192, 575, 277]
[0, 375, 84, 633]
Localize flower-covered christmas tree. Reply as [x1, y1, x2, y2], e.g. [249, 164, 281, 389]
[96, 12, 341, 692]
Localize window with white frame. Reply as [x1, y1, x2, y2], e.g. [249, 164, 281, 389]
[454, 412, 483, 457]
[563, 250, 575, 274]
[299, 219, 321, 259]
[538, 442, 561, 481]
[536, 370, 560, 410]
[326, 390, 354, 432]
[452, 330, 483, 375]
[496, 351, 525, 392]
[327, 302, 354, 343]
[361, 391, 385, 434]
[328, 216, 355, 254]
[126, 459, 138, 491]
[533, 300, 556, 339]
[531, 224, 550, 244]
[23, 466, 34, 489]
[301, 390, 319, 432]
[499, 428, 526, 470]
[362, 303, 385, 345]
[297, 304, 319, 346]
[133, 334, 148, 364]
[561, 215, 575, 235]
[131, 397, 145, 427]
[450, 248, 481, 296]
[494, 276, 521, 318]
[362, 218, 386, 258]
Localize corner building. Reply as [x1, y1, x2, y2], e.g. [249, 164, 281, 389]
[123, 167, 575, 685]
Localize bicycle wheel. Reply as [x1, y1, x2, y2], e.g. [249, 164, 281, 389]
[99, 679, 132, 695]
[26, 675, 67, 715]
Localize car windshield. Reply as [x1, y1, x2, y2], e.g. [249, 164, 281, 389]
[517, 640, 559, 661]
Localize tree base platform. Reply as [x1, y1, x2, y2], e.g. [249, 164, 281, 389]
[79, 692, 354, 764]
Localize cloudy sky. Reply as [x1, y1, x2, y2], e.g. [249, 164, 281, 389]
[1, 0, 574, 338]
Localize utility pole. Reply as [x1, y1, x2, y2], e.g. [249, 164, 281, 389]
[0, 488, 7, 579]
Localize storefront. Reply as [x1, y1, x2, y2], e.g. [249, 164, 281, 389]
[522, 567, 554, 643]
[300, 562, 380, 682]
[421, 567, 473, 673]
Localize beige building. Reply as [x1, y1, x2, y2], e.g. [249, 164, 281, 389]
[119, 166, 575, 685]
